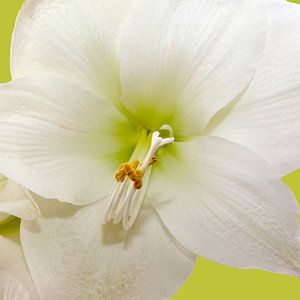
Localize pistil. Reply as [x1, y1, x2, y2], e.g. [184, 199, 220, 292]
[102, 126, 174, 230]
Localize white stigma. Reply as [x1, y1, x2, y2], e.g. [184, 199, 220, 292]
[102, 128, 174, 230]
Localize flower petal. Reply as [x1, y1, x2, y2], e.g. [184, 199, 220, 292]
[149, 137, 300, 276]
[11, 0, 135, 105]
[120, 0, 266, 136]
[0, 175, 40, 221]
[0, 221, 38, 299]
[21, 197, 196, 299]
[207, 2, 300, 175]
[0, 213, 9, 223]
[0, 76, 137, 204]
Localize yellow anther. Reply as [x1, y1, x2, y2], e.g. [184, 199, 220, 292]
[115, 163, 129, 182]
[133, 170, 143, 189]
[130, 160, 140, 169]
[149, 156, 158, 165]
[134, 179, 143, 189]
[124, 164, 137, 181]
[114, 160, 144, 189]
[135, 169, 143, 179]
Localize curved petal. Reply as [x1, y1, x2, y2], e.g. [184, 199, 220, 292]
[11, 0, 136, 105]
[149, 137, 300, 276]
[0, 220, 38, 299]
[0, 76, 137, 205]
[0, 175, 40, 221]
[21, 197, 196, 299]
[120, 0, 266, 136]
[207, 2, 300, 175]
[0, 213, 9, 223]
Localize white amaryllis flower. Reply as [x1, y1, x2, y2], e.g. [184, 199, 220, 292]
[0, 0, 300, 298]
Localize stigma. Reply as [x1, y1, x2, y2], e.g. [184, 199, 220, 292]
[102, 127, 174, 230]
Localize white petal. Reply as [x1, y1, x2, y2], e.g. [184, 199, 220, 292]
[11, 0, 135, 105]
[208, 2, 300, 175]
[0, 175, 40, 221]
[0, 76, 137, 204]
[0, 221, 38, 299]
[21, 197, 196, 300]
[120, 0, 266, 136]
[149, 137, 300, 276]
[0, 213, 9, 223]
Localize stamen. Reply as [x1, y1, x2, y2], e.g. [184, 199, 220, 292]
[102, 126, 174, 230]
[149, 155, 158, 165]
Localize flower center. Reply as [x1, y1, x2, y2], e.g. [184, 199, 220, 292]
[102, 125, 174, 230]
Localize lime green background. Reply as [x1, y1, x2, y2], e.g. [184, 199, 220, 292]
[1, 1, 300, 299]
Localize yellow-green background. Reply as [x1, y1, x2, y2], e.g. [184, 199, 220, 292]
[1, 0, 300, 299]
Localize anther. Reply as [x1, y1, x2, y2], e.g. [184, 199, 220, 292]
[115, 164, 127, 182]
[149, 156, 158, 166]
[115, 160, 143, 188]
